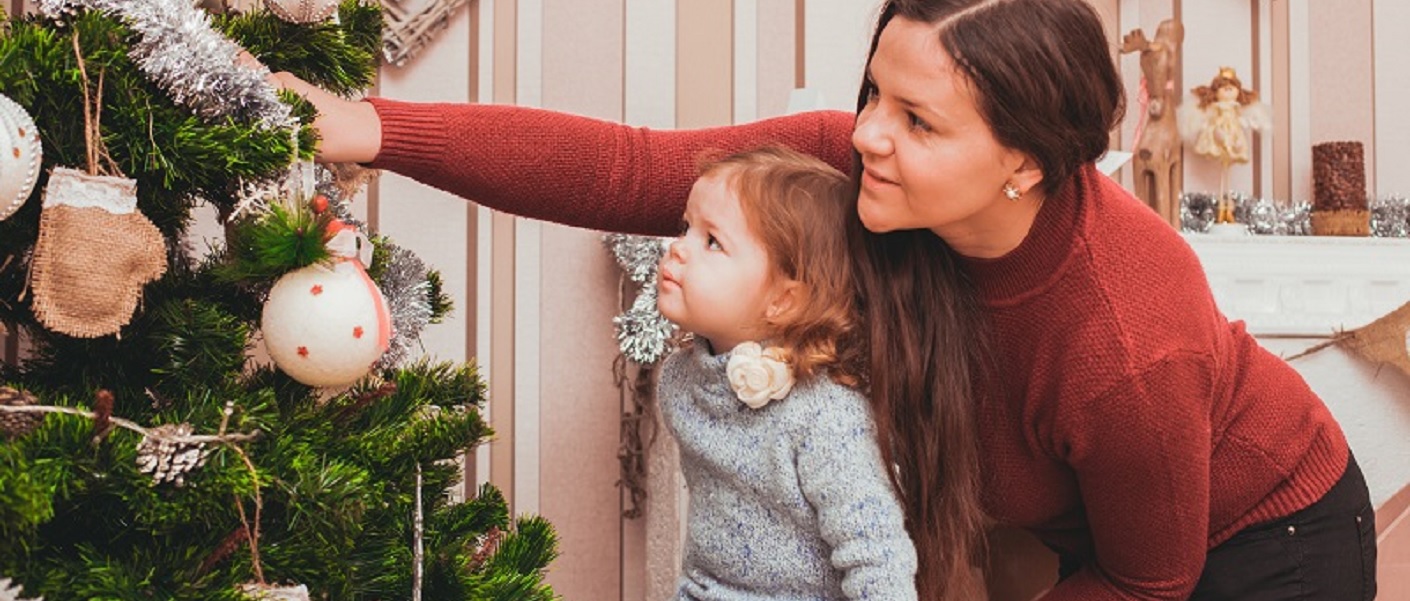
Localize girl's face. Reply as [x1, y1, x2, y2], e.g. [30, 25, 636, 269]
[657, 174, 794, 353]
[852, 16, 1041, 258]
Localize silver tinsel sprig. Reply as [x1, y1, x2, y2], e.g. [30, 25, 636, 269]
[0, 577, 42, 601]
[604, 233, 669, 284]
[1371, 195, 1410, 238]
[1180, 192, 1217, 233]
[136, 423, 211, 487]
[373, 241, 434, 369]
[39, 0, 295, 130]
[614, 288, 676, 365]
[603, 234, 677, 364]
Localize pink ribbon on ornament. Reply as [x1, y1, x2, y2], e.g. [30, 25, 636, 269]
[326, 222, 391, 353]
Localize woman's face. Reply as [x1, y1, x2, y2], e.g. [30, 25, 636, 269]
[852, 16, 1037, 256]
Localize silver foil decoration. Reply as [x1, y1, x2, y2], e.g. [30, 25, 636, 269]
[1280, 201, 1313, 236]
[39, 0, 295, 130]
[1371, 195, 1410, 238]
[603, 233, 676, 365]
[1180, 192, 1217, 233]
[1181, 192, 1312, 236]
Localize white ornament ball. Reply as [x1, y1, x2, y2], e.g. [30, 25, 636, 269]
[0, 93, 43, 222]
[262, 261, 389, 388]
[267, 0, 340, 24]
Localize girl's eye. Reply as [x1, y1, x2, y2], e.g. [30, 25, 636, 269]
[908, 112, 931, 132]
[707, 235, 722, 251]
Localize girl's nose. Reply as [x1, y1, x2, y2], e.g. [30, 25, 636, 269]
[667, 238, 686, 262]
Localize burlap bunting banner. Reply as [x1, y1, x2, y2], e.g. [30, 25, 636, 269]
[1287, 300, 1410, 380]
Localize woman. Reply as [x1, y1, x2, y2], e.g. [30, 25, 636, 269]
[269, 0, 1375, 598]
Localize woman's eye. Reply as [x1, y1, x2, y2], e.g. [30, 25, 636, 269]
[707, 235, 722, 251]
[864, 83, 879, 104]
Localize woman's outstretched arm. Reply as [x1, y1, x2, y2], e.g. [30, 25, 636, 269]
[366, 99, 855, 236]
[269, 72, 856, 237]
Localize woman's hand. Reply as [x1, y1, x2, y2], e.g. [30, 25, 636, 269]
[239, 50, 382, 164]
[266, 71, 382, 164]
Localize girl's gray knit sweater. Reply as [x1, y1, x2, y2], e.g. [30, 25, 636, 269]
[657, 344, 918, 601]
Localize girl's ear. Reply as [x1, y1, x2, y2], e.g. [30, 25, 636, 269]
[765, 279, 804, 321]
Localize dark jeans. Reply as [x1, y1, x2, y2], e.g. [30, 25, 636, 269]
[1060, 455, 1378, 600]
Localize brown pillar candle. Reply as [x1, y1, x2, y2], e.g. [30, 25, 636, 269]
[1310, 141, 1370, 235]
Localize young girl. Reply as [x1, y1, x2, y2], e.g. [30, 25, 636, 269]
[654, 146, 916, 601]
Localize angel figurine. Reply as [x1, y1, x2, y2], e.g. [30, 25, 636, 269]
[1180, 67, 1271, 224]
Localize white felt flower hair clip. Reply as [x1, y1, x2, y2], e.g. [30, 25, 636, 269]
[725, 342, 795, 409]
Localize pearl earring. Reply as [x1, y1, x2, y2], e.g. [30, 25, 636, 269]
[1003, 182, 1022, 201]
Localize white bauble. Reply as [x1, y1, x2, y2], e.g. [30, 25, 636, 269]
[262, 261, 389, 387]
[0, 93, 43, 221]
[267, 0, 340, 23]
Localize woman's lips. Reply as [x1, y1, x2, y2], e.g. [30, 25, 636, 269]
[862, 168, 898, 188]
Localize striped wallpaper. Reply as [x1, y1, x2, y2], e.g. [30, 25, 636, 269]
[2, 0, 1407, 598]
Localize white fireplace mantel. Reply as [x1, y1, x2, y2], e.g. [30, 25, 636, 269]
[1184, 234, 1410, 337]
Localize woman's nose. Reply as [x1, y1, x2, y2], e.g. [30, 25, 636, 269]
[852, 106, 892, 157]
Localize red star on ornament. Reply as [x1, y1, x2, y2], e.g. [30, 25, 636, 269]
[297, 346, 309, 357]
[353, 326, 364, 339]
[310, 285, 324, 295]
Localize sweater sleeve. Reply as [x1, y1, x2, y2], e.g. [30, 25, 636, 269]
[796, 393, 918, 601]
[364, 98, 857, 236]
[1042, 350, 1216, 601]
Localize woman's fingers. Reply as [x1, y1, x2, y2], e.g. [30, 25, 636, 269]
[235, 51, 382, 164]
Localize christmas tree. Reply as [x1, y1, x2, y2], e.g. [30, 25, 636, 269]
[0, 1, 558, 599]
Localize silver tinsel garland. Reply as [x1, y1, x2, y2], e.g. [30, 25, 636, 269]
[1182, 192, 1410, 237]
[39, 0, 295, 130]
[1181, 192, 1313, 236]
[603, 234, 676, 365]
[372, 241, 434, 369]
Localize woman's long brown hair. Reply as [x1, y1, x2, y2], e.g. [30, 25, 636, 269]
[851, 1, 1124, 599]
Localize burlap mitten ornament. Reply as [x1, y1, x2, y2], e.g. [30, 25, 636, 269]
[29, 167, 167, 338]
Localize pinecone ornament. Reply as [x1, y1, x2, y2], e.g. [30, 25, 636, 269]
[239, 583, 309, 601]
[135, 423, 209, 486]
[0, 386, 41, 441]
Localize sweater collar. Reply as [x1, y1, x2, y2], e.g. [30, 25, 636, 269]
[958, 164, 1093, 304]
